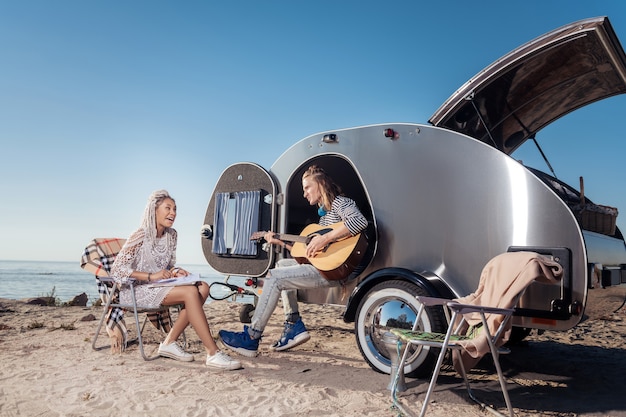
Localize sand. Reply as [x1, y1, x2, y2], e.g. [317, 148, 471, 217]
[0, 296, 625, 417]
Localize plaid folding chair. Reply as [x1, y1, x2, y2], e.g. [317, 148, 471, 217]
[81, 238, 180, 360]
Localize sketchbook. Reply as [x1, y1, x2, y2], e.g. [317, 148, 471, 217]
[148, 273, 202, 287]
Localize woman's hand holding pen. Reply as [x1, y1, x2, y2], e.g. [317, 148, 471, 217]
[171, 267, 189, 277]
[150, 267, 188, 281]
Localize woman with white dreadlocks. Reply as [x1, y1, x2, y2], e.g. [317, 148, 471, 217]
[110, 189, 241, 370]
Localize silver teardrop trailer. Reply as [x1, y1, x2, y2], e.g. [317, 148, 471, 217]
[201, 16, 626, 377]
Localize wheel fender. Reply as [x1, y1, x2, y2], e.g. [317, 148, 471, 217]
[343, 267, 453, 323]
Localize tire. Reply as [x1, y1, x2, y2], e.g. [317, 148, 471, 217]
[239, 303, 255, 323]
[355, 279, 447, 378]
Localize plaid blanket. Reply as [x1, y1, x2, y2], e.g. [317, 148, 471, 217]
[81, 238, 129, 350]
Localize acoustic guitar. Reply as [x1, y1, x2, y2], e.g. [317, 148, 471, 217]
[250, 222, 368, 281]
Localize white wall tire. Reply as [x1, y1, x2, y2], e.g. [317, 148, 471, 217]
[354, 280, 447, 378]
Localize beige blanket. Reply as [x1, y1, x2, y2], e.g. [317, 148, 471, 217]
[453, 251, 563, 373]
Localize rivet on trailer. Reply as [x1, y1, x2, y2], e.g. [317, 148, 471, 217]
[201, 16, 626, 377]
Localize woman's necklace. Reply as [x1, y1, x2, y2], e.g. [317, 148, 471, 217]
[153, 233, 169, 256]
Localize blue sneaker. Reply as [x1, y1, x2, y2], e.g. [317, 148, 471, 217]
[219, 326, 259, 357]
[271, 319, 311, 352]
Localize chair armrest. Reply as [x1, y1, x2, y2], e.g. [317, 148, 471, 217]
[415, 295, 453, 306]
[447, 302, 514, 316]
[96, 276, 137, 285]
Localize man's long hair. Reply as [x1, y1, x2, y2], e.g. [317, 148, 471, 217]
[302, 165, 343, 212]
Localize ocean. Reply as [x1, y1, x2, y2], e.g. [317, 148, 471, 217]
[0, 260, 231, 305]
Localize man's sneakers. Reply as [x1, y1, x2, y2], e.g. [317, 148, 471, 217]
[271, 319, 311, 352]
[205, 350, 242, 370]
[158, 342, 194, 362]
[220, 320, 311, 356]
[219, 326, 260, 357]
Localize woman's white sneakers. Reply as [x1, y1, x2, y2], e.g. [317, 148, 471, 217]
[158, 342, 194, 362]
[205, 350, 242, 370]
[158, 342, 241, 370]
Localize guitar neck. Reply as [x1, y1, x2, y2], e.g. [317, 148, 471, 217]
[250, 222, 344, 245]
[275, 233, 310, 244]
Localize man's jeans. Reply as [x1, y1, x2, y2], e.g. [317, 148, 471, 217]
[249, 260, 341, 337]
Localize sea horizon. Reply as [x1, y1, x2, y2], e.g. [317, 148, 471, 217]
[0, 259, 226, 305]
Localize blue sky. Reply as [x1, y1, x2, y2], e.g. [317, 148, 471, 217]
[1, 1, 625, 265]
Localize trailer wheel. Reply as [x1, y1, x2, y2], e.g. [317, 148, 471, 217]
[239, 303, 255, 323]
[355, 279, 447, 378]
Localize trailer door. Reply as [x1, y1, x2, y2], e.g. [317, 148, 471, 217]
[201, 162, 277, 277]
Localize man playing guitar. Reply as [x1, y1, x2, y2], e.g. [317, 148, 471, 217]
[219, 165, 368, 357]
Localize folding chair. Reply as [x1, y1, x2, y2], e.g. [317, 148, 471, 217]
[81, 238, 183, 361]
[390, 251, 564, 417]
[391, 297, 515, 417]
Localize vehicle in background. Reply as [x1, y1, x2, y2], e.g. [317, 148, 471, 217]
[201, 17, 626, 376]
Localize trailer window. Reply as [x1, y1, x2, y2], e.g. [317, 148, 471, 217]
[212, 190, 261, 257]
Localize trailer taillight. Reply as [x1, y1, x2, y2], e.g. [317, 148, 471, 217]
[384, 128, 398, 139]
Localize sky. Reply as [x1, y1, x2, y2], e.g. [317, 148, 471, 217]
[1, 1, 625, 266]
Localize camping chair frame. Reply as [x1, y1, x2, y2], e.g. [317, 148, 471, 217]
[91, 276, 185, 361]
[390, 296, 515, 417]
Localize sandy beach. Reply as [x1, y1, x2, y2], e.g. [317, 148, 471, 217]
[1, 296, 625, 417]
